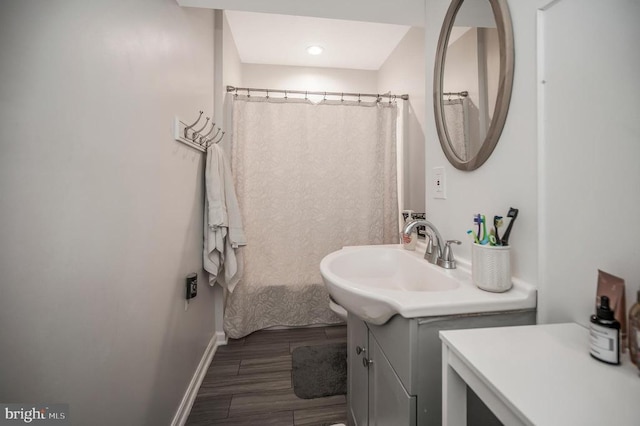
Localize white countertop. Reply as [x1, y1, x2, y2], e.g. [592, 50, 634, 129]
[440, 323, 640, 425]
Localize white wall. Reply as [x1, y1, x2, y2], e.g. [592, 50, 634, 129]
[538, 0, 640, 325]
[425, 0, 540, 289]
[378, 27, 426, 213]
[425, 0, 640, 326]
[221, 10, 243, 153]
[241, 63, 378, 96]
[0, 1, 217, 425]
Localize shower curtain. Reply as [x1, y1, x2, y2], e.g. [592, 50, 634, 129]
[443, 98, 470, 161]
[223, 96, 399, 338]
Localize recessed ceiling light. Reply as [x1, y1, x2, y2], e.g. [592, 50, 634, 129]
[306, 45, 324, 56]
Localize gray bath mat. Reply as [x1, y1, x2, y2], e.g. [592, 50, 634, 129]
[292, 342, 347, 399]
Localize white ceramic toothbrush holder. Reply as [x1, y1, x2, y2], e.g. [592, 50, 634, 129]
[471, 243, 512, 293]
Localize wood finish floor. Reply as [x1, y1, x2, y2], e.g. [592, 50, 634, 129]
[186, 325, 348, 426]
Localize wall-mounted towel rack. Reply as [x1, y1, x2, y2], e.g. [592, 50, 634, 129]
[173, 111, 225, 152]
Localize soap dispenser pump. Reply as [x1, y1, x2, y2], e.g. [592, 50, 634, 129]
[589, 295, 621, 365]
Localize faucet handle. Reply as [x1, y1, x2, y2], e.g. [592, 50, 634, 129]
[442, 240, 462, 260]
[437, 240, 461, 269]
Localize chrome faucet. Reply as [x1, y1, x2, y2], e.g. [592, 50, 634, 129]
[402, 219, 461, 269]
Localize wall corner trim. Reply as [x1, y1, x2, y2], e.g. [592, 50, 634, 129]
[171, 332, 228, 426]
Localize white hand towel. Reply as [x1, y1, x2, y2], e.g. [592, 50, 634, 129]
[203, 144, 246, 293]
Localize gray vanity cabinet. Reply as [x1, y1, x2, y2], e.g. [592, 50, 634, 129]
[368, 336, 417, 425]
[348, 316, 369, 426]
[347, 309, 536, 425]
[348, 314, 417, 426]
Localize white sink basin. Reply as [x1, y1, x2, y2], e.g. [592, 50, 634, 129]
[320, 244, 536, 325]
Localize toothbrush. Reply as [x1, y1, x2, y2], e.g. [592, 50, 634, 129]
[489, 230, 497, 246]
[466, 229, 479, 244]
[493, 215, 503, 245]
[500, 207, 519, 246]
[473, 214, 482, 240]
[479, 215, 489, 245]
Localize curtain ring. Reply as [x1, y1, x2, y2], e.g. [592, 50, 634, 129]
[305, 91, 308, 100]
[247, 89, 251, 98]
[266, 89, 269, 99]
[324, 92, 327, 101]
[358, 94, 361, 103]
[284, 90, 288, 99]
[341, 93, 344, 102]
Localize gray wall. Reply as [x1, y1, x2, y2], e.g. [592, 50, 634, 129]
[0, 1, 217, 424]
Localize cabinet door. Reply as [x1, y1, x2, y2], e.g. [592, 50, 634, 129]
[348, 315, 369, 426]
[368, 336, 416, 426]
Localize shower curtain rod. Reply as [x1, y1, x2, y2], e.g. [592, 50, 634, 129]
[227, 85, 409, 101]
[443, 91, 469, 98]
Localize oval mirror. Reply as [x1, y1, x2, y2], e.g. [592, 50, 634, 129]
[433, 0, 514, 171]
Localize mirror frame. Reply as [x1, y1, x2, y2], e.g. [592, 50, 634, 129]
[433, 0, 514, 171]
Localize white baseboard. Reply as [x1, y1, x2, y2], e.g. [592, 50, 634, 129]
[171, 331, 227, 426]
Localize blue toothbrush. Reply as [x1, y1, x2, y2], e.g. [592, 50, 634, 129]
[473, 214, 482, 241]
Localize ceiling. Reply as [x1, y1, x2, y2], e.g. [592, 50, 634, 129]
[176, 0, 425, 26]
[225, 11, 411, 70]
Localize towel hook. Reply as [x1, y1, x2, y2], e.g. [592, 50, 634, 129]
[324, 92, 327, 101]
[191, 117, 210, 141]
[341, 93, 344, 102]
[206, 128, 221, 145]
[284, 90, 288, 100]
[247, 88, 251, 98]
[183, 111, 203, 139]
[199, 122, 216, 145]
[266, 89, 269, 99]
[305, 91, 308, 100]
[210, 131, 225, 146]
[358, 94, 361, 103]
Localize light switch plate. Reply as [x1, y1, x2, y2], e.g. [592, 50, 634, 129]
[433, 167, 446, 199]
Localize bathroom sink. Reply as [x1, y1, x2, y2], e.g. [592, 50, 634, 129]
[320, 244, 536, 325]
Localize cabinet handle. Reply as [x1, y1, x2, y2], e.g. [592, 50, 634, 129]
[362, 357, 373, 368]
[356, 346, 366, 355]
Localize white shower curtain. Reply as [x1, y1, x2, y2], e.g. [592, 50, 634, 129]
[223, 96, 399, 338]
[444, 98, 470, 161]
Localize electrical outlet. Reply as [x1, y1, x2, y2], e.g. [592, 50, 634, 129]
[433, 167, 446, 199]
[186, 273, 197, 300]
